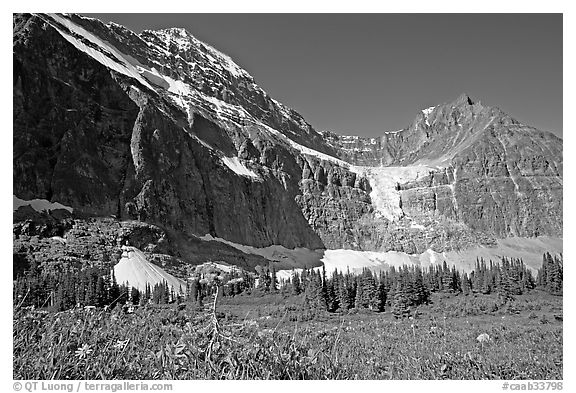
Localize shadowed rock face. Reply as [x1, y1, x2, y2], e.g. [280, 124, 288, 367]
[13, 14, 140, 216]
[12, 13, 365, 251]
[13, 13, 562, 266]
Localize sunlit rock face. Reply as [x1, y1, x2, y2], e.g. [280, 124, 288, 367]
[324, 94, 562, 241]
[13, 13, 562, 265]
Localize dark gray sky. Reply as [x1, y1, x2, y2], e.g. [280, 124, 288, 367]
[86, 13, 562, 138]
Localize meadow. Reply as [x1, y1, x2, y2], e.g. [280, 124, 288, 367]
[13, 290, 562, 380]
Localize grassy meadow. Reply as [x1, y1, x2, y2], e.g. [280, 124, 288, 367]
[13, 290, 562, 380]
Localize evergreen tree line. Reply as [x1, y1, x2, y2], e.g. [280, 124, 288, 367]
[13, 264, 135, 311]
[12, 260, 189, 311]
[536, 252, 563, 296]
[283, 264, 430, 318]
[278, 254, 558, 318]
[184, 269, 256, 308]
[13, 253, 561, 313]
[13, 261, 256, 312]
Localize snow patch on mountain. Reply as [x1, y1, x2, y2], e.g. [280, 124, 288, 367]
[194, 261, 239, 274]
[261, 123, 351, 167]
[277, 248, 439, 277]
[198, 234, 324, 270]
[422, 106, 435, 116]
[275, 268, 304, 282]
[114, 246, 185, 293]
[384, 129, 404, 135]
[13, 195, 73, 213]
[220, 156, 259, 179]
[349, 165, 434, 221]
[40, 14, 154, 90]
[150, 27, 251, 79]
[422, 106, 435, 126]
[279, 236, 562, 278]
[199, 234, 560, 279]
[40, 14, 351, 175]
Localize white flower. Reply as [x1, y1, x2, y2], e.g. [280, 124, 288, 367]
[476, 333, 491, 343]
[113, 339, 129, 349]
[75, 344, 93, 359]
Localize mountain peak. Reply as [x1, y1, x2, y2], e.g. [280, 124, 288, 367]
[453, 93, 474, 106]
[158, 27, 190, 37]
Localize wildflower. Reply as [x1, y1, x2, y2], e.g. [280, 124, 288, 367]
[476, 333, 490, 343]
[113, 339, 129, 350]
[75, 344, 93, 359]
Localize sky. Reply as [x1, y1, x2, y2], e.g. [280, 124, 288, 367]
[85, 13, 563, 138]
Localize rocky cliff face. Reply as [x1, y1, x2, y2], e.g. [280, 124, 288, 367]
[324, 94, 563, 240]
[13, 13, 562, 272]
[13, 13, 369, 254]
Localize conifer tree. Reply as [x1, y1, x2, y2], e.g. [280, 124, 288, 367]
[547, 255, 563, 295]
[270, 265, 278, 292]
[377, 280, 387, 312]
[391, 282, 411, 319]
[131, 287, 140, 305]
[411, 267, 431, 305]
[336, 272, 352, 311]
[109, 270, 120, 306]
[354, 275, 364, 309]
[326, 279, 338, 312]
[461, 272, 472, 295]
[497, 268, 514, 305]
[304, 270, 325, 311]
[291, 271, 302, 295]
[441, 261, 454, 292]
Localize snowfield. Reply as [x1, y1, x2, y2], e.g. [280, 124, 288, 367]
[13, 195, 73, 213]
[225, 237, 563, 280]
[114, 246, 186, 293]
[198, 234, 324, 270]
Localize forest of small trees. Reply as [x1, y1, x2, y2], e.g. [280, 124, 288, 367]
[280, 255, 546, 318]
[13, 253, 562, 316]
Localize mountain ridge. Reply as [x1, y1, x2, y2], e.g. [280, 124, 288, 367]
[13, 13, 562, 274]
